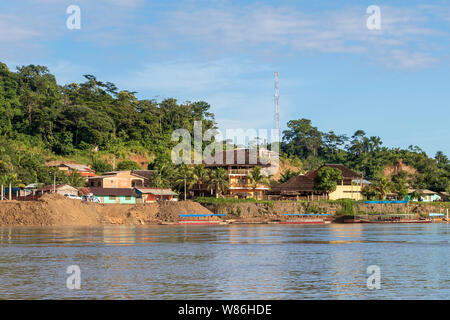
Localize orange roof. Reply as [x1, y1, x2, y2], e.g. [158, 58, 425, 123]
[67, 171, 97, 177]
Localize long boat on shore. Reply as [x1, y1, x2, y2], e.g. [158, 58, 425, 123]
[344, 216, 431, 224]
[275, 213, 332, 225]
[176, 214, 226, 225]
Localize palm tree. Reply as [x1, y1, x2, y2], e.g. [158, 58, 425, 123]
[174, 165, 196, 200]
[151, 163, 171, 188]
[193, 165, 210, 197]
[373, 177, 391, 200]
[208, 168, 228, 198]
[247, 166, 269, 200]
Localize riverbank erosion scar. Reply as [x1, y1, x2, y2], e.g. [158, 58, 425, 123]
[0, 194, 215, 226]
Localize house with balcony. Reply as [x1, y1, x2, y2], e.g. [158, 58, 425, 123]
[202, 148, 273, 199]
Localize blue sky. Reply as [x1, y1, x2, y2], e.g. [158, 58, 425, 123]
[1, 0, 449, 156]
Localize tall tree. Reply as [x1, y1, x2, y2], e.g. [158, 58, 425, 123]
[313, 167, 343, 198]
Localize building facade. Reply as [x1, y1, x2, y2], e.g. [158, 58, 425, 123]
[405, 189, 442, 202]
[88, 187, 138, 204]
[37, 184, 79, 197]
[202, 148, 272, 199]
[88, 171, 146, 189]
[51, 162, 97, 180]
[135, 188, 178, 202]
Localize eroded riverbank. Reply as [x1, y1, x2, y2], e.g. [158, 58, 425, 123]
[0, 194, 445, 226]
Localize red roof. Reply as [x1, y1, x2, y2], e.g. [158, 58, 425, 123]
[67, 171, 97, 177]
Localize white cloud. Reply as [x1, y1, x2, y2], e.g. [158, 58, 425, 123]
[376, 50, 438, 70]
[117, 59, 273, 94]
[158, 4, 446, 69]
[0, 14, 40, 43]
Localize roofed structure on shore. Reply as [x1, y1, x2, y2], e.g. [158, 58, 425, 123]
[268, 164, 364, 201]
[36, 184, 79, 196]
[270, 175, 315, 194]
[406, 189, 442, 202]
[135, 188, 178, 202]
[48, 162, 97, 179]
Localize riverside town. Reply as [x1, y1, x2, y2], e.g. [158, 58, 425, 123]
[1, 0, 450, 304]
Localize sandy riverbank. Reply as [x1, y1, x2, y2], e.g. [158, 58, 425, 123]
[0, 194, 445, 226]
[0, 194, 216, 226]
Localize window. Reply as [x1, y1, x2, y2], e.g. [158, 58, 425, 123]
[109, 196, 116, 200]
[125, 196, 132, 201]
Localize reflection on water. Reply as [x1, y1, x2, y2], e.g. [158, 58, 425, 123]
[0, 224, 450, 299]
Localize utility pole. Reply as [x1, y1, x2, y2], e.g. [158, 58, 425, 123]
[9, 183, 12, 201]
[184, 174, 187, 201]
[53, 171, 56, 193]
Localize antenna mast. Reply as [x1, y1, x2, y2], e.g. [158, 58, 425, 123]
[274, 72, 280, 130]
[274, 71, 280, 146]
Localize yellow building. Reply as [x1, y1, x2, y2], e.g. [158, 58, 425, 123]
[203, 148, 271, 199]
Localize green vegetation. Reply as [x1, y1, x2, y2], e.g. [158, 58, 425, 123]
[278, 169, 300, 183]
[0, 61, 449, 197]
[313, 166, 343, 196]
[282, 119, 450, 195]
[0, 62, 215, 188]
[117, 160, 141, 171]
[335, 199, 356, 216]
[248, 166, 270, 199]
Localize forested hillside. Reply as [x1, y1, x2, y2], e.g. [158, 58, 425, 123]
[0, 62, 449, 195]
[0, 62, 215, 187]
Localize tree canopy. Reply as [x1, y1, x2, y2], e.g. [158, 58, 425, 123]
[0, 62, 448, 195]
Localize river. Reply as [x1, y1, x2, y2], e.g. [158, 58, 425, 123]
[0, 224, 449, 299]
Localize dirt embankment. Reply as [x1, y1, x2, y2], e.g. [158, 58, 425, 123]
[0, 194, 215, 227]
[1, 195, 446, 226]
[201, 201, 444, 222]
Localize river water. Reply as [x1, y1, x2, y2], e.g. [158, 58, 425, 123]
[0, 224, 449, 299]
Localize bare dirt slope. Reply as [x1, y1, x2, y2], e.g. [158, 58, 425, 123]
[0, 195, 214, 226]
